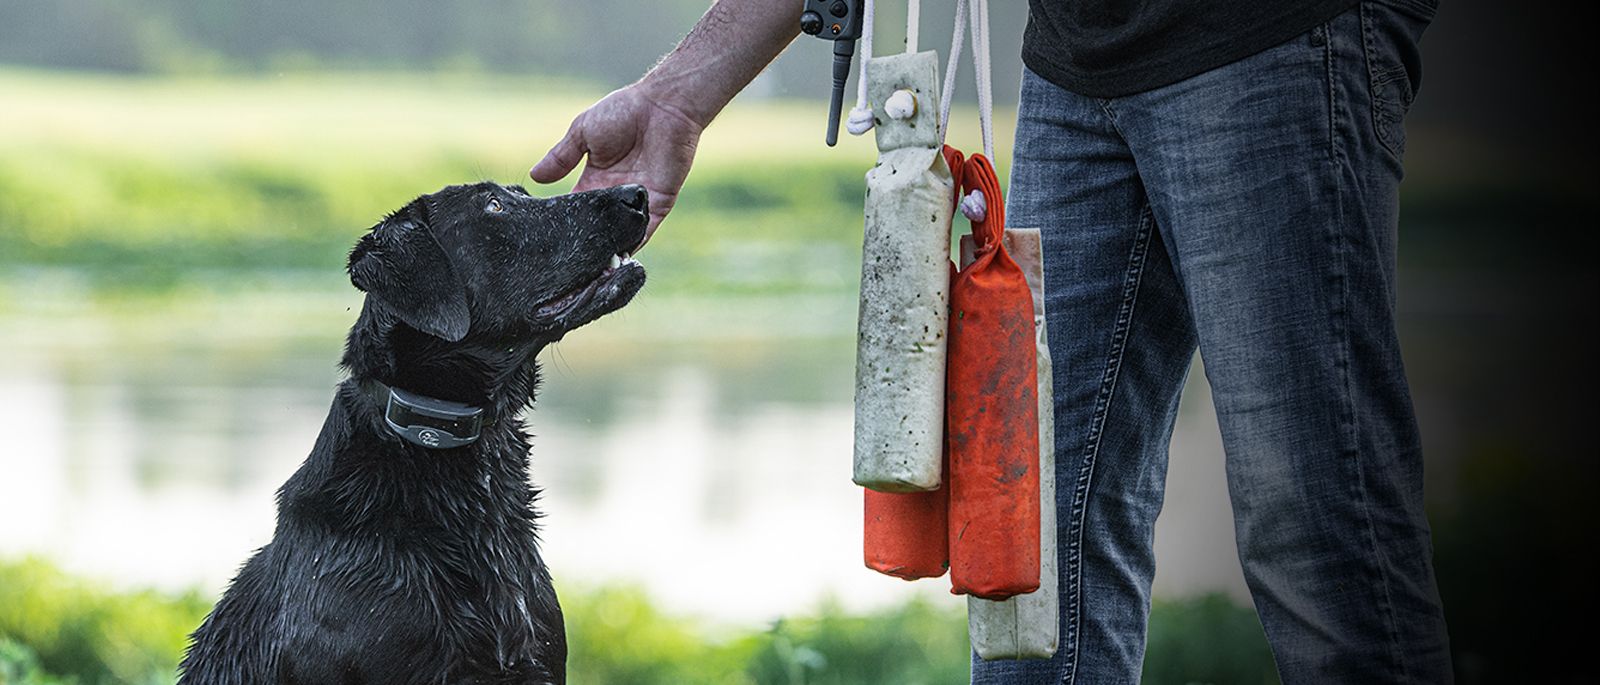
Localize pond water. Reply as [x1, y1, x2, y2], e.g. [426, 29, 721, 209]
[0, 270, 1249, 626]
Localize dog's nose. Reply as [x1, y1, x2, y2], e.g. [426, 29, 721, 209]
[615, 184, 649, 213]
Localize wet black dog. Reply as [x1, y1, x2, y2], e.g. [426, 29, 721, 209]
[177, 181, 648, 685]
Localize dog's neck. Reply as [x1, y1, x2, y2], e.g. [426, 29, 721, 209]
[276, 306, 558, 539]
[341, 305, 552, 422]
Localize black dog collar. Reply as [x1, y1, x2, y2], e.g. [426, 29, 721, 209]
[361, 380, 494, 449]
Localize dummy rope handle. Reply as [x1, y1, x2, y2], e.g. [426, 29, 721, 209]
[848, 0, 991, 154]
[847, 0, 927, 136]
[939, 0, 992, 158]
[937, 0, 994, 220]
[937, 0, 965, 148]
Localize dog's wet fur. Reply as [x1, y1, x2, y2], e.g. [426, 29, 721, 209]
[177, 182, 649, 685]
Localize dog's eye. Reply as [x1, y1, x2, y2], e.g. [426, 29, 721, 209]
[486, 197, 504, 214]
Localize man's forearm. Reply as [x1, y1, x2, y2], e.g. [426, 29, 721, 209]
[638, 0, 800, 128]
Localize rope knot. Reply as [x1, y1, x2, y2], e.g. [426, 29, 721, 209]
[959, 190, 987, 222]
[846, 106, 875, 136]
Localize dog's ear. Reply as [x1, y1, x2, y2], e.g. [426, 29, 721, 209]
[348, 199, 471, 342]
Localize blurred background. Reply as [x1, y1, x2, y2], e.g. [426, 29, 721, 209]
[0, 1, 1590, 683]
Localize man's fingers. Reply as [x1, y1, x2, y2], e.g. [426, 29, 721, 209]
[570, 172, 606, 194]
[529, 122, 587, 183]
[639, 211, 665, 250]
[635, 192, 677, 251]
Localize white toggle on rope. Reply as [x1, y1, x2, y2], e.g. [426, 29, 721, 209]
[959, 189, 987, 222]
[844, 0, 877, 135]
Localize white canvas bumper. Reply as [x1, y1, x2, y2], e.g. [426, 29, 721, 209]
[852, 50, 954, 493]
[962, 229, 1060, 660]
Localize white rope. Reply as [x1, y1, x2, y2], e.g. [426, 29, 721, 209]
[937, 0, 995, 222]
[905, 0, 919, 53]
[938, 0, 968, 145]
[972, 0, 993, 160]
[846, 0, 877, 136]
[857, 0, 991, 148]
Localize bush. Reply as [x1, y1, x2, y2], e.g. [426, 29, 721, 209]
[0, 639, 73, 685]
[0, 559, 210, 685]
[2, 557, 1282, 685]
[561, 585, 753, 685]
[745, 598, 970, 685]
[1144, 594, 1279, 685]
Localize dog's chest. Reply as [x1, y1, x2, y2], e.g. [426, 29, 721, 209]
[280, 541, 557, 682]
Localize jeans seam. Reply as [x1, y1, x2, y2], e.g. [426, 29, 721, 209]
[1329, 20, 1410, 680]
[1332, 177, 1411, 685]
[1058, 203, 1154, 685]
[1359, 1, 1410, 160]
[1361, 4, 1410, 91]
[1319, 23, 1337, 163]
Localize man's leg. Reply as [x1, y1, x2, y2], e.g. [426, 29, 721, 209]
[1107, 1, 1450, 681]
[971, 67, 1198, 684]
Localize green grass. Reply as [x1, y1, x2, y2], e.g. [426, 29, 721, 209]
[1, 557, 1280, 685]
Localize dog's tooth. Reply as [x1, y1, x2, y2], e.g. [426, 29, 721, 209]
[609, 254, 621, 269]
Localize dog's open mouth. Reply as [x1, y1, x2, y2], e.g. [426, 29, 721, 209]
[533, 250, 646, 328]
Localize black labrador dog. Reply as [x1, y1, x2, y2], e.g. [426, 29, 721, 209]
[177, 181, 648, 685]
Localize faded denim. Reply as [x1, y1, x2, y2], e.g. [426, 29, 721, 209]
[972, 1, 1452, 683]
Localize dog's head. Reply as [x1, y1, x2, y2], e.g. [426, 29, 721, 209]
[347, 182, 648, 343]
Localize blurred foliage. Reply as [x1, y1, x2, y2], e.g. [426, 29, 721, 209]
[1144, 594, 1279, 685]
[561, 585, 754, 685]
[0, 69, 886, 296]
[2, 557, 1284, 685]
[0, 558, 210, 685]
[0, 0, 705, 84]
[0, 639, 72, 685]
[0, 0, 1031, 109]
[743, 598, 972, 685]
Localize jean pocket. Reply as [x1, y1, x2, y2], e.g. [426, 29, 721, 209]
[1359, 0, 1437, 158]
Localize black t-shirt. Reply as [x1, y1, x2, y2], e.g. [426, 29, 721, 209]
[1022, 0, 1358, 97]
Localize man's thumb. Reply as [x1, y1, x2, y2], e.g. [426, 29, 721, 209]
[530, 123, 586, 183]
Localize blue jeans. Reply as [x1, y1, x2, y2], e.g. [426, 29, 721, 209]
[972, 1, 1451, 683]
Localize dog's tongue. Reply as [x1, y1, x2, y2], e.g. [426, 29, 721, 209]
[534, 282, 592, 318]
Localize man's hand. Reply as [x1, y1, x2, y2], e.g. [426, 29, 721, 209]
[530, 86, 704, 246]
[529, 0, 797, 246]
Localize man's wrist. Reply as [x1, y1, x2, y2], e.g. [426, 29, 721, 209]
[629, 0, 798, 131]
[635, 71, 720, 131]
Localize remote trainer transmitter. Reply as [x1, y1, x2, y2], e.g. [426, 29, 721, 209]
[799, 0, 864, 146]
